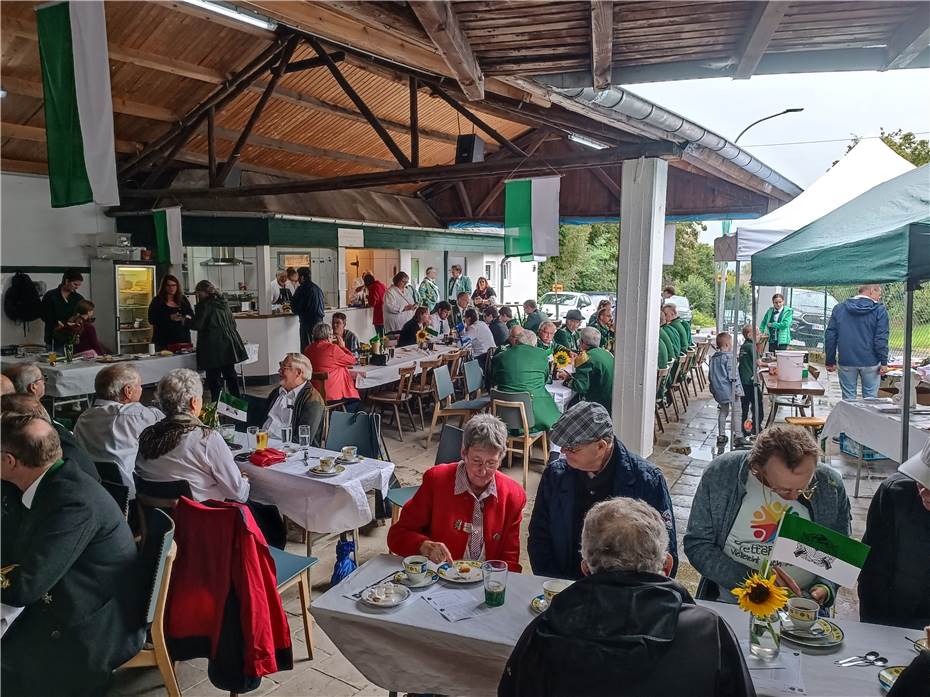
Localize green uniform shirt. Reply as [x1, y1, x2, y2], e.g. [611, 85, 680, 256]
[523, 310, 546, 333]
[660, 324, 681, 357]
[418, 278, 440, 309]
[596, 322, 614, 350]
[506, 318, 519, 329]
[491, 343, 560, 430]
[553, 327, 580, 353]
[739, 337, 755, 385]
[658, 334, 669, 370]
[670, 317, 691, 351]
[571, 347, 615, 414]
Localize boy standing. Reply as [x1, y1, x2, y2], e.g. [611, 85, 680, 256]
[708, 332, 742, 446]
[738, 325, 764, 436]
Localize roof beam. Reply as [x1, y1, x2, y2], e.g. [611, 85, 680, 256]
[1, 159, 48, 175]
[2, 121, 141, 155]
[733, 2, 790, 79]
[590, 1, 614, 90]
[882, 5, 930, 70]
[283, 51, 344, 73]
[409, 1, 485, 100]
[122, 141, 681, 199]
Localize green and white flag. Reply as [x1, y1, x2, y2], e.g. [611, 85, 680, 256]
[36, 1, 120, 208]
[216, 391, 248, 422]
[504, 176, 560, 260]
[153, 207, 183, 265]
[770, 513, 870, 588]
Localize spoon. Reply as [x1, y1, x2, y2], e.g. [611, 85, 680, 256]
[835, 650, 880, 665]
[843, 656, 888, 668]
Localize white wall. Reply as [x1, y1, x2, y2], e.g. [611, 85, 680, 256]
[0, 173, 114, 345]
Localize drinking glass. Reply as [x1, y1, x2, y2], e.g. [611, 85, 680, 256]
[246, 426, 258, 450]
[280, 425, 293, 445]
[256, 430, 269, 450]
[482, 560, 508, 607]
[298, 424, 312, 449]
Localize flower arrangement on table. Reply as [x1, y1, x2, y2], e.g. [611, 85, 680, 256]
[54, 319, 83, 362]
[416, 329, 429, 348]
[732, 568, 788, 658]
[553, 350, 571, 369]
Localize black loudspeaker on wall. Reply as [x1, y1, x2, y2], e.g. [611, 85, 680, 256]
[455, 134, 485, 164]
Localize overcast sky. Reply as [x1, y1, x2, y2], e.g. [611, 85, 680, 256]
[629, 68, 930, 242]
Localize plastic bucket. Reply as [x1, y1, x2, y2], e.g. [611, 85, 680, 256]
[776, 351, 806, 381]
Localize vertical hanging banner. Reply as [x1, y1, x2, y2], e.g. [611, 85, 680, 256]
[36, 1, 120, 208]
[504, 176, 561, 260]
[153, 207, 183, 265]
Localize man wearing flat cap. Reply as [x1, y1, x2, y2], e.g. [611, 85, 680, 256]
[528, 401, 677, 580]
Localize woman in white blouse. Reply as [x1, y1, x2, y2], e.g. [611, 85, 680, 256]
[462, 308, 495, 360]
[383, 271, 418, 334]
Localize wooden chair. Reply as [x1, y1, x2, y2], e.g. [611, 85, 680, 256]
[491, 389, 548, 491]
[386, 424, 464, 524]
[425, 364, 488, 448]
[367, 366, 417, 441]
[407, 359, 442, 430]
[654, 366, 671, 433]
[664, 359, 683, 421]
[670, 351, 693, 413]
[269, 547, 319, 659]
[443, 350, 467, 397]
[312, 371, 346, 443]
[118, 508, 180, 697]
[689, 342, 709, 393]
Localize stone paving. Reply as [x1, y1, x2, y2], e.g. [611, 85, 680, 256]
[108, 363, 902, 697]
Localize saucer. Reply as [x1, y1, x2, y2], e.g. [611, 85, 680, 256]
[879, 666, 906, 692]
[336, 455, 362, 464]
[530, 594, 548, 614]
[307, 464, 345, 477]
[359, 584, 410, 608]
[437, 560, 483, 583]
[781, 618, 844, 648]
[393, 570, 440, 588]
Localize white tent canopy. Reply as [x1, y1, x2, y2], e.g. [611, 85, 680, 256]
[714, 139, 915, 261]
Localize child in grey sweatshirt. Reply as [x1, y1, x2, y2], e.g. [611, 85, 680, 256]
[708, 332, 743, 445]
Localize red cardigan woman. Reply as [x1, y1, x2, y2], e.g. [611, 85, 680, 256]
[303, 322, 360, 402]
[387, 414, 527, 571]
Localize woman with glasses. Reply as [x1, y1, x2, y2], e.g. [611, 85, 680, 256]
[684, 425, 850, 607]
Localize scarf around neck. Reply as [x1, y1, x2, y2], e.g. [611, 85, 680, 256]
[138, 413, 208, 461]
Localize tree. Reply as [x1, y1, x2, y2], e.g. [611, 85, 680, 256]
[664, 222, 715, 290]
[681, 274, 714, 313]
[840, 128, 930, 166]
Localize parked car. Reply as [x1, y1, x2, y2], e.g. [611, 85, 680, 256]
[586, 291, 617, 312]
[663, 294, 693, 322]
[789, 288, 839, 348]
[539, 291, 592, 320]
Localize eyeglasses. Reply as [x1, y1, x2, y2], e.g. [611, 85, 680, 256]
[753, 468, 818, 501]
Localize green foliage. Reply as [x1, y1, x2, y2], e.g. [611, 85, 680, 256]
[840, 128, 930, 167]
[692, 309, 716, 329]
[537, 223, 619, 294]
[680, 274, 714, 313]
[664, 222, 715, 289]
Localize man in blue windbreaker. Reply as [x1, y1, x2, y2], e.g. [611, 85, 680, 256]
[825, 284, 890, 399]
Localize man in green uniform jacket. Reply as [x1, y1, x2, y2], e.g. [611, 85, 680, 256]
[660, 314, 682, 358]
[565, 327, 615, 414]
[522, 299, 547, 333]
[554, 310, 583, 353]
[658, 330, 670, 370]
[492, 330, 560, 430]
[663, 303, 692, 351]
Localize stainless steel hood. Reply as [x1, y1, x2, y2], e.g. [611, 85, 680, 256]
[200, 247, 252, 266]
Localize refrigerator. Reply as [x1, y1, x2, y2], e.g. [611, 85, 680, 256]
[90, 259, 157, 354]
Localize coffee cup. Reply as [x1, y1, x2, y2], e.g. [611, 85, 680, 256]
[542, 579, 573, 604]
[787, 596, 819, 631]
[319, 456, 336, 473]
[341, 446, 358, 461]
[403, 555, 429, 584]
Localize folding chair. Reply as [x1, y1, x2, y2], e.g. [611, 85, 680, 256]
[312, 371, 347, 442]
[491, 389, 548, 491]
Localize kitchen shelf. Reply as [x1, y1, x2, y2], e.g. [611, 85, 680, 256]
[119, 304, 149, 309]
[120, 327, 151, 332]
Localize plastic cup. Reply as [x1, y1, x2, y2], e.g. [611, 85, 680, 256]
[482, 560, 508, 607]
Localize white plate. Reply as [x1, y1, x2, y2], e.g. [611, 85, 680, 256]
[307, 464, 345, 477]
[359, 584, 411, 608]
[437, 560, 483, 584]
[393, 570, 440, 588]
[530, 594, 548, 614]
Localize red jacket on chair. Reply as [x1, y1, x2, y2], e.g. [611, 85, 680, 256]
[166, 498, 292, 691]
[387, 463, 527, 571]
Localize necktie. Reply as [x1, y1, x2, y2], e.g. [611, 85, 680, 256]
[467, 498, 483, 560]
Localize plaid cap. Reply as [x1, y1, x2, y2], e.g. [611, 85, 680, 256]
[550, 401, 614, 448]
[564, 309, 584, 321]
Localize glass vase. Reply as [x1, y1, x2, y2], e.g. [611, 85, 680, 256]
[64, 344, 74, 363]
[749, 612, 781, 659]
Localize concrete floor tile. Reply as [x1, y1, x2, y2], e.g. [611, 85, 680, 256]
[269, 667, 360, 697]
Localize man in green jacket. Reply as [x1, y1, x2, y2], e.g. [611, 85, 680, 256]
[594, 306, 615, 351]
[662, 303, 692, 352]
[759, 293, 793, 351]
[658, 329, 670, 370]
[553, 309, 583, 353]
[659, 312, 680, 405]
[499, 305, 519, 329]
[562, 327, 615, 414]
[491, 330, 560, 430]
[522, 299, 547, 333]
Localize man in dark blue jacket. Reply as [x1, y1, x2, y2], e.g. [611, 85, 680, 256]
[824, 284, 889, 399]
[291, 266, 325, 352]
[528, 401, 677, 579]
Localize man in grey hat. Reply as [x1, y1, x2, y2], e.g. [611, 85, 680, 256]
[554, 309, 584, 354]
[528, 401, 677, 580]
[857, 439, 930, 629]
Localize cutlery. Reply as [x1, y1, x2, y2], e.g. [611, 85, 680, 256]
[835, 650, 879, 665]
[842, 656, 887, 668]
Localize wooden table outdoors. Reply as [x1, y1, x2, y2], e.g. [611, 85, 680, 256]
[760, 369, 826, 428]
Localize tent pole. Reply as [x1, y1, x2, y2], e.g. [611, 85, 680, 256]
[731, 261, 741, 447]
[751, 284, 760, 436]
[900, 285, 914, 462]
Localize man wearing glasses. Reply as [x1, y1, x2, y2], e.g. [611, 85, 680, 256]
[528, 401, 677, 580]
[685, 425, 851, 607]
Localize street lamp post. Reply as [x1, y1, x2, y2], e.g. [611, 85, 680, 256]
[735, 107, 804, 143]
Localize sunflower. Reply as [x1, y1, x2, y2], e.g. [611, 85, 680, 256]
[553, 350, 571, 369]
[731, 572, 788, 618]
[416, 329, 429, 343]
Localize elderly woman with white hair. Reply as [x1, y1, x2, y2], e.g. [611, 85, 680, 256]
[491, 328, 560, 430]
[501, 497, 753, 697]
[387, 414, 527, 570]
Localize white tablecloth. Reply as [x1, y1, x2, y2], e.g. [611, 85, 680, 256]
[235, 435, 394, 534]
[349, 344, 459, 390]
[821, 400, 930, 463]
[545, 380, 574, 412]
[313, 555, 920, 697]
[2, 344, 259, 399]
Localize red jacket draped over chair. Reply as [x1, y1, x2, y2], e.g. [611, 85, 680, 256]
[387, 463, 527, 571]
[304, 340, 360, 401]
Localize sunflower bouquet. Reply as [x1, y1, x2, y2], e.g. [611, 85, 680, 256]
[732, 570, 789, 658]
[553, 350, 571, 369]
[415, 329, 429, 348]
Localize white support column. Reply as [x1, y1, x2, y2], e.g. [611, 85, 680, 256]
[255, 245, 273, 314]
[612, 158, 668, 457]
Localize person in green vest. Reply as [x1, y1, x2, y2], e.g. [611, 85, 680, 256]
[491, 329, 560, 430]
[594, 306, 615, 351]
[560, 326, 615, 414]
[587, 299, 611, 326]
[662, 303, 692, 352]
[537, 320, 557, 358]
[759, 292, 793, 351]
[553, 309, 583, 354]
[522, 299, 547, 333]
[499, 305, 519, 329]
[738, 324, 764, 435]
[417, 266, 440, 309]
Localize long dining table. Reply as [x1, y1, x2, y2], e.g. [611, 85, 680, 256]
[312, 555, 922, 697]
